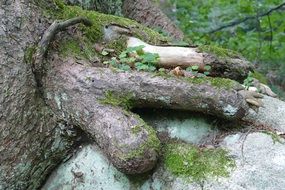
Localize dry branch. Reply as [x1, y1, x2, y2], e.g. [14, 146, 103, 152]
[33, 17, 92, 77]
[127, 37, 252, 81]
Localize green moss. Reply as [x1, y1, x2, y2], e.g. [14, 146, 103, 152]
[164, 143, 235, 182]
[39, 0, 167, 61]
[185, 77, 240, 90]
[131, 125, 142, 135]
[24, 46, 36, 64]
[99, 91, 134, 110]
[52, 1, 166, 44]
[252, 71, 268, 84]
[198, 45, 241, 59]
[105, 35, 129, 54]
[121, 113, 160, 160]
[58, 38, 96, 59]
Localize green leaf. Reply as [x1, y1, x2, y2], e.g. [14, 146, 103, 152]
[119, 64, 131, 71]
[191, 65, 199, 70]
[101, 50, 109, 56]
[119, 52, 127, 59]
[186, 67, 193, 72]
[204, 71, 210, 75]
[204, 65, 211, 71]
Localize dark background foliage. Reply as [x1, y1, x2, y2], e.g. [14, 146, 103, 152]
[159, 0, 285, 98]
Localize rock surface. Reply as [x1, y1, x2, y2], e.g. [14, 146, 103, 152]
[42, 96, 285, 190]
[245, 95, 285, 131]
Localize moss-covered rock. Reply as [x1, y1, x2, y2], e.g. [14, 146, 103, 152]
[164, 142, 235, 182]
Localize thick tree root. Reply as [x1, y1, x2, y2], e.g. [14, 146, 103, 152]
[42, 57, 251, 173]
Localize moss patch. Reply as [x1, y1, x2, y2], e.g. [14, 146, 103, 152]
[58, 37, 96, 59]
[24, 45, 36, 64]
[198, 45, 241, 59]
[52, 1, 166, 44]
[38, 0, 167, 62]
[131, 125, 142, 135]
[164, 143, 235, 182]
[185, 77, 241, 90]
[99, 91, 134, 110]
[121, 113, 160, 160]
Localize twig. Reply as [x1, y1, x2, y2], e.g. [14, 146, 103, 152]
[209, 2, 285, 33]
[35, 17, 92, 61]
[32, 16, 92, 86]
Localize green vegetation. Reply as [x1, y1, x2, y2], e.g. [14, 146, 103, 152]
[52, 0, 166, 45]
[104, 45, 159, 72]
[131, 125, 142, 135]
[24, 46, 36, 64]
[252, 71, 268, 85]
[163, 0, 285, 97]
[186, 65, 212, 77]
[164, 143, 235, 182]
[198, 45, 241, 59]
[58, 38, 96, 59]
[243, 71, 254, 90]
[185, 77, 241, 90]
[121, 113, 160, 160]
[99, 91, 134, 110]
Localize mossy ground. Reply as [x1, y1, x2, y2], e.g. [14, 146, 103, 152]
[46, 0, 167, 55]
[164, 142, 235, 182]
[198, 45, 241, 59]
[185, 77, 241, 90]
[58, 37, 96, 59]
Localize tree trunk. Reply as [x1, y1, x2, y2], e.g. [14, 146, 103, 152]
[0, 0, 258, 189]
[123, 0, 184, 40]
[0, 1, 80, 189]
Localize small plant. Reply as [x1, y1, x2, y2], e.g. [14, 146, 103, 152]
[104, 45, 159, 72]
[186, 65, 211, 78]
[243, 71, 254, 90]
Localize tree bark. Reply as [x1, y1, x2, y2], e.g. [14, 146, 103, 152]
[123, 0, 184, 40]
[65, 0, 123, 16]
[0, 1, 80, 189]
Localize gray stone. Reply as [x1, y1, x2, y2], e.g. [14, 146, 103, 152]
[246, 95, 285, 131]
[42, 145, 130, 190]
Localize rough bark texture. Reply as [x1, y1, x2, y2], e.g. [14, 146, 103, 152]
[44, 57, 249, 122]
[0, 1, 79, 189]
[65, 0, 123, 16]
[43, 57, 160, 174]
[123, 0, 184, 40]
